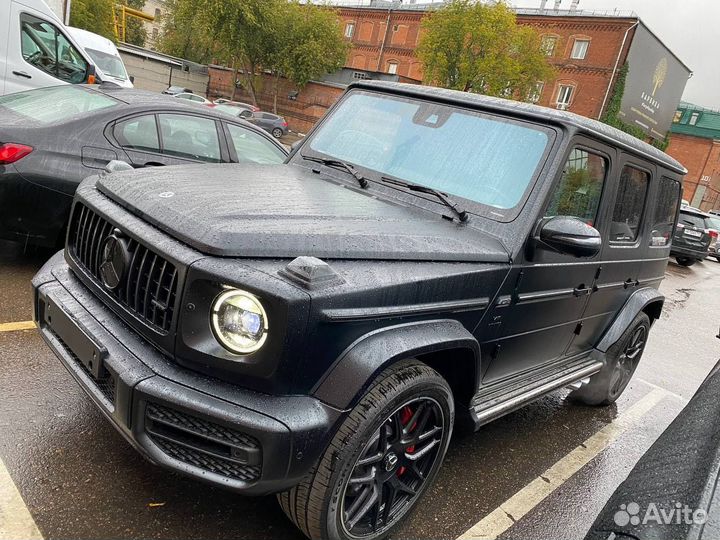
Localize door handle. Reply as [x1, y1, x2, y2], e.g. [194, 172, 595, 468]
[141, 162, 166, 167]
[573, 285, 591, 297]
[12, 70, 32, 79]
[623, 278, 635, 289]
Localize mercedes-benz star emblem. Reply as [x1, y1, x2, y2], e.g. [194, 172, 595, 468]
[99, 230, 130, 290]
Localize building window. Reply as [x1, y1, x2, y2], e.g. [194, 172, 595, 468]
[570, 39, 590, 59]
[673, 110, 683, 123]
[154, 8, 161, 18]
[527, 81, 544, 103]
[541, 35, 558, 56]
[689, 112, 700, 125]
[352, 71, 369, 80]
[344, 22, 355, 38]
[387, 61, 398, 75]
[556, 85, 574, 110]
[152, 27, 159, 41]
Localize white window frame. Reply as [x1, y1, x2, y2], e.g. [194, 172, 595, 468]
[689, 112, 700, 126]
[344, 22, 355, 38]
[570, 39, 590, 60]
[556, 85, 574, 110]
[387, 61, 398, 75]
[541, 35, 558, 56]
[527, 81, 544, 103]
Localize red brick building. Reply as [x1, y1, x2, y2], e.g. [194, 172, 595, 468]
[338, 3, 642, 120]
[667, 104, 720, 210]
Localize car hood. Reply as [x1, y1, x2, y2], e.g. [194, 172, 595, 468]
[95, 163, 510, 262]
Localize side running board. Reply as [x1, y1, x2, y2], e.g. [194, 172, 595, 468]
[470, 357, 604, 428]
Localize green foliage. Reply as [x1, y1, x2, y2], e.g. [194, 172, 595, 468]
[601, 62, 671, 151]
[160, 0, 347, 108]
[417, 0, 554, 100]
[69, 0, 115, 41]
[123, 0, 147, 46]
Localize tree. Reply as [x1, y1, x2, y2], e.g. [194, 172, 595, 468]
[123, 0, 148, 47]
[264, 1, 348, 112]
[417, 0, 554, 100]
[158, 0, 218, 63]
[69, 0, 115, 41]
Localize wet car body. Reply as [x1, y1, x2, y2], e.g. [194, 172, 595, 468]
[0, 84, 287, 247]
[671, 206, 713, 266]
[33, 82, 686, 540]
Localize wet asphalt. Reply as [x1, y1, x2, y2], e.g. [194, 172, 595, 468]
[0, 239, 718, 540]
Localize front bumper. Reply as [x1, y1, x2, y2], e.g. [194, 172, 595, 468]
[32, 252, 343, 495]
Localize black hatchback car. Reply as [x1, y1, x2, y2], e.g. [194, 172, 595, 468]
[33, 82, 685, 540]
[670, 206, 714, 266]
[0, 84, 287, 247]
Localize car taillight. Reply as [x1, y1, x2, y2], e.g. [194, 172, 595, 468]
[0, 143, 33, 164]
[252, 106, 260, 112]
[676, 223, 685, 230]
[706, 229, 718, 239]
[282, 121, 288, 127]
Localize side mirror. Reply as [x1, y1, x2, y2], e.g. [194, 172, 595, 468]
[129, 75, 135, 84]
[103, 160, 134, 174]
[290, 140, 303, 152]
[86, 64, 98, 84]
[536, 216, 601, 258]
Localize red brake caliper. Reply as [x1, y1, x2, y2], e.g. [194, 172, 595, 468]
[397, 406, 415, 476]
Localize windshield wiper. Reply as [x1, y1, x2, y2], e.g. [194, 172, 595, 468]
[381, 176, 468, 222]
[302, 155, 369, 189]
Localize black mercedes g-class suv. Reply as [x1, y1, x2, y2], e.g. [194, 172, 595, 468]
[33, 82, 685, 540]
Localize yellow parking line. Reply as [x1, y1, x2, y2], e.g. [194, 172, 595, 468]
[457, 387, 668, 540]
[0, 458, 42, 539]
[0, 321, 36, 333]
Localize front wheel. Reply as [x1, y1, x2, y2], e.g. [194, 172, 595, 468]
[278, 360, 454, 540]
[676, 256, 696, 267]
[570, 312, 650, 406]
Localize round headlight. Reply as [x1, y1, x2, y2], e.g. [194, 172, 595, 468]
[211, 289, 268, 355]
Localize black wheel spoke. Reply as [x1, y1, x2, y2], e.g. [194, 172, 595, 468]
[341, 396, 446, 537]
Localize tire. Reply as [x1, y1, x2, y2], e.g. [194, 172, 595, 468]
[272, 128, 284, 138]
[569, 312, 650, 406]
[277, 360, 454, 540]
[676, 256, 696, 267]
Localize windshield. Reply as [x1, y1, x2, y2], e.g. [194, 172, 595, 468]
[306, 91, 552, 220]
[0, 86, 118, 123]
[85, 47, 128, 80]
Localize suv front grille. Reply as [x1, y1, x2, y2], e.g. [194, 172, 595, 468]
[145, 403, 262, 482]
[69, 204, 178, 332]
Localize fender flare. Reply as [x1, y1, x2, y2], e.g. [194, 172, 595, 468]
[596, 287, 664, 353]
[312, 319, 481, 410]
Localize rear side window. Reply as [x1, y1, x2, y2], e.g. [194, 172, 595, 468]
[545, 148, 607, 225]
[0, 86, 117, 123]
[114, 115, 160, 152]
[227, 124, 286, 165]
[649, 177, 681, 246]
[20, 14, 88, 83]
[610, 165, 649, 242]
[158, 114, 221, 162]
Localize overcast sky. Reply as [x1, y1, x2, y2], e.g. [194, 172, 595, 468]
[510, 0, 718, 108]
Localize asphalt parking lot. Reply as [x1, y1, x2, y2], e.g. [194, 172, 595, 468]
[0, 241, 718, 540]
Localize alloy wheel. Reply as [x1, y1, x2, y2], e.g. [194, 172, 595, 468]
[340, 397, 445, 538]
[609, 325, 647, 397]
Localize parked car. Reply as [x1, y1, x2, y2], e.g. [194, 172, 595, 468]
[586, 358, 720, 540]
[33, 81, 685, 540]
[250, 111, 289, 138]
[162, 85, 191, 95]
[173, 92, 214, 106]
[214, 103, 253, 120]
[0, 0, 97, 96]
[670, 206, 714, 266]
[0, 84, 287, 247]
[67, 26, 133, 88]
[704, 213, 720, 261]
[214, 98, 260, 112]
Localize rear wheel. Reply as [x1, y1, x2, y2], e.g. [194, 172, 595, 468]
[278, 360, 453, 540]
[676, 256, 696, 267]
[272, 128, 284, 138]
[570, 312, 650, 406]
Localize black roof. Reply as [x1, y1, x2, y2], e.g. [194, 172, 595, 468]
[349, 81, 687, 176]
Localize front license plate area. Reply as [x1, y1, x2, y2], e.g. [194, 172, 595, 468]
[45, 298, 108, 379]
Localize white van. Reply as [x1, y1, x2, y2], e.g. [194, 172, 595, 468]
[0, 0, 97, 96]
[67, 27, 134, 88]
